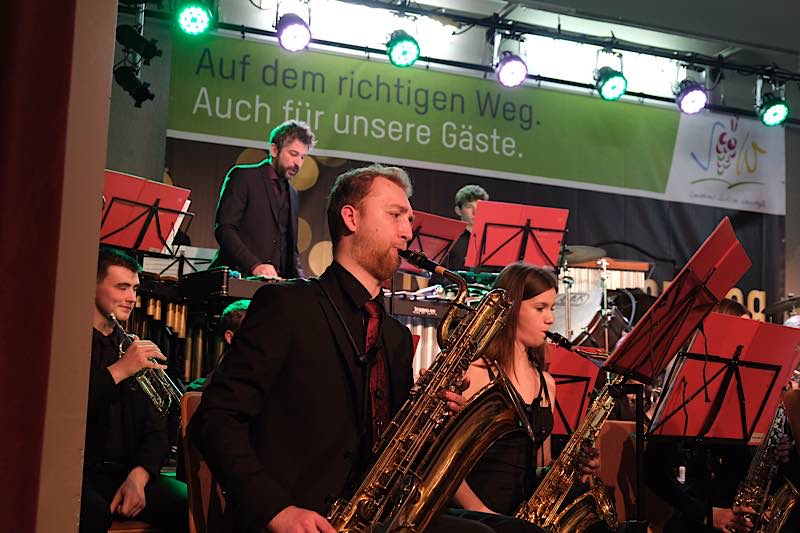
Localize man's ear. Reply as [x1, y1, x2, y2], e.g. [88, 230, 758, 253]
[269, 143, 279, 160]
[224, 330, 234, 345]
[454, 205, 462, 218]
[341, 205, 358, 232]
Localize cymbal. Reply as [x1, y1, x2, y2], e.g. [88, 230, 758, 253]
[560, 245, 607, 265]
[763, 295, 800, 316]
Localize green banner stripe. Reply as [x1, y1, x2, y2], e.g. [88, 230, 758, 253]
[169, 33, 680, 193]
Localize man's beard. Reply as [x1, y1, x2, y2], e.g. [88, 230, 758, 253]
[352, 233, 400, 282]
[275, 160, 298, 180]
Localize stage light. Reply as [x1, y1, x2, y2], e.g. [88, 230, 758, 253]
[116, 25, 162, 65]
[675, 79, 707, 115]
[387, 30, 420, 68]
[177, 2, 212, 35]
[755, 78, 789, 127]
[494, 37, 527, 88]
[277, 13, 311, 52]
[114, 66, 155, 107]
[757, 93, 789, 127]
[595, 66, 627, 101]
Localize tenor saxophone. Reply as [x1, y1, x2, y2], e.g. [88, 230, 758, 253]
[327, 249, 530, 532]
[734, 402, 800, 533]
[515, 332, 620, 532]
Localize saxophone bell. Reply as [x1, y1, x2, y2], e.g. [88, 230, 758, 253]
[108, 313, 183, 415]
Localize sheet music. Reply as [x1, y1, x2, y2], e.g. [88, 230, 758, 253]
[142, 245, 215, 277]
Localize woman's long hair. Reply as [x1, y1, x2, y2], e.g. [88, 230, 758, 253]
[483, 262, 558, 374]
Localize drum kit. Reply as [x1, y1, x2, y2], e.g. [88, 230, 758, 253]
[764, 295, 800, 317]
[552, 244, 646, 355]
[764, 295, 800, 327]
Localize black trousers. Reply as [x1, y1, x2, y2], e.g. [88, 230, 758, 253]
[79, 464, 188, 533]
[433, 510, 546, 533]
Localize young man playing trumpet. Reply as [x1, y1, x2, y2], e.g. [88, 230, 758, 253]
[80, 247, 187, 533]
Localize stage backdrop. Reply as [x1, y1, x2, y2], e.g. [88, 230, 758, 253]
[164, 138, 783, 309]
[167, 33, 786, 216]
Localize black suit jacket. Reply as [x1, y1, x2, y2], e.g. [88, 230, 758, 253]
[188, 265, 414, 532]
[210, 160, 303, 277]
[86, 331, 169, 479]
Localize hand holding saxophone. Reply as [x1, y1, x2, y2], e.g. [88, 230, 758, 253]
[267, 505, 335, 533]
[420, 367, 471, 414]
[716, 505, 756, 533]
[440, 389, 468, 414]
[108, 338, 168, 384]
[578, 445, 600, 475]
[775, 434, 794, 464]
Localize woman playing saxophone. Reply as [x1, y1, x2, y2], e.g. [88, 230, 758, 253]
[448, 263, 600, 523]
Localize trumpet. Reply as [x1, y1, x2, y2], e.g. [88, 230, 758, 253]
[109, 313, 183, 415]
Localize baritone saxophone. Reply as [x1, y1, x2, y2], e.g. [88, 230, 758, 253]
[327, 249, 532, 532]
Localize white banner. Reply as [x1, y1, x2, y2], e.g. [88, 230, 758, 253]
[666, 114, 786, 215]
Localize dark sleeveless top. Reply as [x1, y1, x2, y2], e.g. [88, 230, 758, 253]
[464, 366, 555, 516]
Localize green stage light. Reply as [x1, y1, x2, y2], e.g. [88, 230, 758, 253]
[757, 93, 789, 127]
[178, 3, 211, 35]
[595, 66, 627, 101]
[387, 30, 420, 68]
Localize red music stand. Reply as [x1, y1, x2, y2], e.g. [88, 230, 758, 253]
[400, 210, 467, 275]
[603, 217, 751, 384]
[464, 201, 569, 270]
[100, 170, 194, 256]
[547, 344, 603, 435]
[649, 312, 800, 445]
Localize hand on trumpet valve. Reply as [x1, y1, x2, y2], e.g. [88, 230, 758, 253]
[108, 337, 168, 384]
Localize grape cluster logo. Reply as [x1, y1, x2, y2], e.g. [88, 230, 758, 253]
[689, 117, 767, 189]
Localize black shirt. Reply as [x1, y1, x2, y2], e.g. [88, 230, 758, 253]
[326, 262, 388, 440]
[86, 328, 126, 467]
[430, 229, 471, 285]
[446, 229, 471, 271]
[644, 439, 752, 532]
[85, 328, 169, 479]
[265, 166, 292, 277]
[465, 366, 555, 515]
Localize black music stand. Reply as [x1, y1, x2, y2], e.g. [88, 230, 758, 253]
[101, 196, 194, 258]
[400, 210, 467, 276]
[465, 201, 568, 271]
[156, 248, 213, 278]
[646, 312, 797, 529]
[649, 313, 800, 444]
[650, 346, 781, 443]
[604, 217, 751, 384]
[607, 267, 719, 384]
[547, 345, 602, 436]
[598, 217, 751, 531]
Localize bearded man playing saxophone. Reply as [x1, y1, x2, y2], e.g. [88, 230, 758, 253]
[189, 165, 542, 533]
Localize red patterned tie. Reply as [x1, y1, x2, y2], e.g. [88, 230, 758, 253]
[364, 300, 389, 443]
